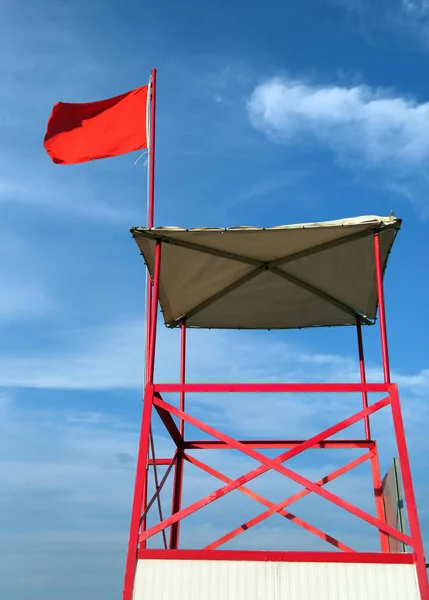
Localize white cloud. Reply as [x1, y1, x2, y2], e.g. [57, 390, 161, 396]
[1, 313, 429, 405]
[0, 176, 138, 224]
[0, 278, 54, 321]
[332, 0, 429, 47]
[400, 0, 429, 16]
[248, 77, 429, 170]
[0, 231, 55, 321]
[0, 319, 146, 390]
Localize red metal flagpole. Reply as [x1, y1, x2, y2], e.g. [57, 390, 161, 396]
[145, 69, 157, 383]
[148, 68, 157, 229]
[123, 69, 158, 600]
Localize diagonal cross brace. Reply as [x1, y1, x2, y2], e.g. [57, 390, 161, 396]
[141, 453, 177, 524]
[154, 399, 183, 447]
[196, 451, 374, 550]
[139, 395, 411, 547]
[185, 452, 370, 552]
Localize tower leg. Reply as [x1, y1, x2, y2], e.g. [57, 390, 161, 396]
[170, 322, 186, 549]
[370, 444, 389, 552]
[123, 385, 155, 600]
[390, 385, 429, 600]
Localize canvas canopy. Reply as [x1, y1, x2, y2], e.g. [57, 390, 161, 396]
[131, 215, 401, 330]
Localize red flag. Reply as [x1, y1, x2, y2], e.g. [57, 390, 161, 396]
[44, 85, 149, 165]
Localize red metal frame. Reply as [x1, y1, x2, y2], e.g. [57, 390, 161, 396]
[123, 153, 429, 600]
[139, 394, 410, 546]
[137, 549, 416, 564]
[374, 231, 391, 384]
[357, 318, 371, 440]
[169, 323, 186, 549]
[144, 69, 156, 385]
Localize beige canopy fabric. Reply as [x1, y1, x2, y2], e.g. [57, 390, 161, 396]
[131, 215, 401, 330]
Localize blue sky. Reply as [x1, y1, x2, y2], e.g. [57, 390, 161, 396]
[2, 0, 429, 597]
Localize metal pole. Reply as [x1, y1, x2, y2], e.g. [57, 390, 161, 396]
[122, 387, 155, 600]
[179, 322, 186, 436]
[139, 464, 149, 550]
[390, 386, 429, 599]
[123, 70, 159, 600]
[356, 319, 371, 440]
[369, 446, 389, 552]
[147, 241, 161, 384]
[374, 232, 391, 384]
[148, 68, 157, 229]
[169, 321, 186, 548]
[144, 69, 157, 383]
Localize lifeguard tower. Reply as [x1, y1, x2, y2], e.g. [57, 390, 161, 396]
[122, 215, 429, 599]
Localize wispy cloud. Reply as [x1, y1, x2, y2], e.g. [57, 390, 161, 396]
[402, 0, 429, 16]
[332, 0, 429, 47]
[0, 174, 140, 224]
[232, 170, 307, 207]
[0, 231, 55, 322]
[248, 77, 429, 168]
[0, 319, 145, 390]
[247, 76, 429, 211]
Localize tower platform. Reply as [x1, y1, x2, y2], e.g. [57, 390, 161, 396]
[123, 215, 429, 600]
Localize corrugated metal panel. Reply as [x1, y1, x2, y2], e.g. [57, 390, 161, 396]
[133, 559, 420, 600]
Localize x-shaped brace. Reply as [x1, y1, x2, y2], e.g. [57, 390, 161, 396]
[184, 452, 372, 552]
[139, 394, 412, 548]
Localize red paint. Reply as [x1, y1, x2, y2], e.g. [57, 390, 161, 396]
[170, 452, 184, 549]
[145, 277, 152, 384]
[148, 69, 156, 229]
[154, 383, 390, 393]
[140, 462, 148, 551]
[390, 385, 429, 599]
[356, 318, 371, 440]
[147, 242, 161, 384]
[149, 430, 167, 549]
[154, 402, 183, 447]
[122, 386, 155, 600]
[179, 322, 186, 436]
[204, 452, 372, 551]
[142, 454, 176, 521]
[148, 458, 173, 466]
[183, 439, 374, 450]
[144, 69, 156, 384]
[137, 549, 415, 565]
[374, 232, 391, 384]
[169, 322, 186, 548]
[140, 396, 411, 546]
[369, 444, 390, 553]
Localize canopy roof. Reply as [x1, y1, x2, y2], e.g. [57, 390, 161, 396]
[131, 215, 401, 330]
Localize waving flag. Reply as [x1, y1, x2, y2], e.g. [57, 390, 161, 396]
[44, 85, 149, 165]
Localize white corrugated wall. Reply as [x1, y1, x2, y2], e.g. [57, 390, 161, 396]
[133, 559, 420, 600]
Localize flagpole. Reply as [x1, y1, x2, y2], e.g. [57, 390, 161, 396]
[123, 70, 158, 600]
[148, 68, 157, 229]
[144, 69, 157, 384]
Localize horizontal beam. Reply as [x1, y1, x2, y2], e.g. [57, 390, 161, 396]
[148, 458, 174, 466]
[137, 549, 415, 565]
[183, 440, 375, 450]
[154, 383, 391, 393]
